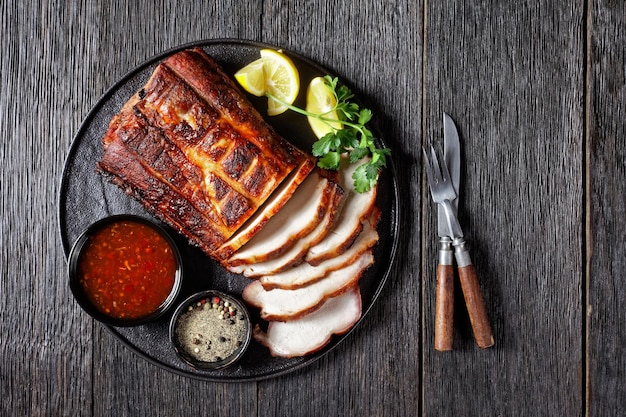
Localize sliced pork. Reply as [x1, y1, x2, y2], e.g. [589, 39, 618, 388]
[305, 156, 377, 266]
[258, 215, 379, 289]
[253, 286, 362, 358]
[227, 183, 344, 277]
[226, 170, 339, 266]
[242, 250, 373, 321]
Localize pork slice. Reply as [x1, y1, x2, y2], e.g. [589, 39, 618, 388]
[253, 286, 362, 358]
[226, 170, 335, 266]
[242, 250, 373, 321]
[305, 156, 378, 266]
[227, 184, 344, 277]
[213, 156, 314, 261]
[259, 215, 379, 289]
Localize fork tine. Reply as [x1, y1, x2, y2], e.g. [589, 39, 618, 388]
[424, 144, 458, 203]
[435, 145, 453, 185]
[429, 145, 443, 184]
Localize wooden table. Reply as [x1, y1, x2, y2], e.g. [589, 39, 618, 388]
[2, 1, 624, 415]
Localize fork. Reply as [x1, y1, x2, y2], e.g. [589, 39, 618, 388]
[423, 145, 494, 349]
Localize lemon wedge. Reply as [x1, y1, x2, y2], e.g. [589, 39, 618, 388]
[234, 49, 300, 116]
[305, 77, 342, 138]
[259, 49, 300, 116]
[234, 58, 266, 97]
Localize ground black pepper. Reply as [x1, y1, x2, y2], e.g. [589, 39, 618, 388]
[174, 295, 248, 363]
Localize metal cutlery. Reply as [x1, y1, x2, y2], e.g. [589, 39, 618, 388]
[423, 115, 494, 349]
[432, 113, 461, 351]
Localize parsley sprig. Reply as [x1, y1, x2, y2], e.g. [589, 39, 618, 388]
[266, 75, 390, 193]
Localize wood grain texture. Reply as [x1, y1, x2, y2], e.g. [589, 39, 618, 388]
[587, 1, 626, 415]
[422, 1, 584, 415]
[2, 0, 625, 415]
[256, 1, 423, 416]
[2, 1, 99, 415]
[435, 264, 455, 351]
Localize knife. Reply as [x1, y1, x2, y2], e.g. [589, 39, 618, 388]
[438, 113, 494, 349]
[434, 113, 460, 351]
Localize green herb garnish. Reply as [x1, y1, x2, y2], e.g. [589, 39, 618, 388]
[266, 75, 390, 193]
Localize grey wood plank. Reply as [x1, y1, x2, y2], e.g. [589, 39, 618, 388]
[587, 1, 626, 415]
[422, 2, 584, 415]
[255, 1, 424, 416]
[1, 1, 101, 415]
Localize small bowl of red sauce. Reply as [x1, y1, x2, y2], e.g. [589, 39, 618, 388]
[68, 215, 183, 327]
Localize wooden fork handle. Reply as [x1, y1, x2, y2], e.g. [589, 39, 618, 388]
[435, 263, 454, 351]
[434, 237, 454, 351]
[454, 240, 495, 349]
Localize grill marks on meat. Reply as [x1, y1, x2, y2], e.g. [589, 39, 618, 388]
[98, 48, 314, 257]
[227, 182, 345, 277]
[97, 48, 383, 358]
[213, 158, 315, 260]
[99, 112, 228, 253]
[137, 58, 291, 211]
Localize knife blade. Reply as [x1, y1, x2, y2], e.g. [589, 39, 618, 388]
[434, 113, 461, 351]
[440, 114, 494, 349]
[438, 113, 461, 221]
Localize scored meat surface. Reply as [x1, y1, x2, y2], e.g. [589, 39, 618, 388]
[98, 48, 314, 259]
[97, 47, 385, 359]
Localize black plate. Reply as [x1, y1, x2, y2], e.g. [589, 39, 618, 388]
[58, 39, 400, 381]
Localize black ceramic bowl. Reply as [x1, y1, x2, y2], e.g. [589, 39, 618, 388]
[169, 290, 252, 370]
[68, 215, 183, 327]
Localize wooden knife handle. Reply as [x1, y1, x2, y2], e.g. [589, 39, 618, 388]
[435, 263, 454, 351]
[454, 240, 495, 349]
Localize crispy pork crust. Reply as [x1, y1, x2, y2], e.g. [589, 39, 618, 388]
[98, 48, 314, 258]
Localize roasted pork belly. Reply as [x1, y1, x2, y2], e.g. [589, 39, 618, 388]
[98, 48, 314, 259]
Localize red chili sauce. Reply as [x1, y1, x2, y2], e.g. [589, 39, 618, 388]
[77, 220, 177, 320]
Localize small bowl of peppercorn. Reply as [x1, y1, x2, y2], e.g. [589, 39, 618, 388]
[169, 290, 252, 370]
